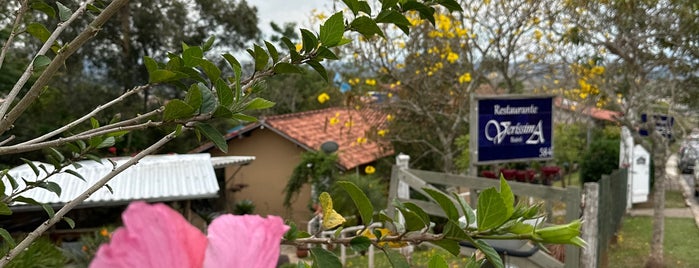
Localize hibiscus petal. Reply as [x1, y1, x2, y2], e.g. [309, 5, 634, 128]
[203, 215, 289, 268]
[91, 202, 207, 268]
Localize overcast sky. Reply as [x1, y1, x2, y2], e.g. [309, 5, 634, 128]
[247, 0, 330, 37]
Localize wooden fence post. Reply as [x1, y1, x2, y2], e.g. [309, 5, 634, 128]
[581, 182, 599, 268]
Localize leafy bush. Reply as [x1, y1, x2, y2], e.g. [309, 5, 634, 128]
[579, 137, 619, 183]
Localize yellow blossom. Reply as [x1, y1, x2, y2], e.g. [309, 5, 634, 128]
[446, 52, 459, 63]
[100, 228, 109, 237]
[356, 137, 367, 144]
[387, 93, 393, 98]
[386, 114, 394, 121]
[365, 165, 376, 174]
[458, 72, 472, 84]
[591, 66, 605, 75]
[345, 120, 354, 128]
[329, 117, 339, 126]
[317, 93, 330, 104]
[365, 79, 377, 86]
[295, 43, 302, 52]
[378, 129, 388, 137]
[533, 30, 543, 41]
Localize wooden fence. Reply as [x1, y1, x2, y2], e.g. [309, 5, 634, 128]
[387, 164, 582, 268]
[581, 169, 628, 268]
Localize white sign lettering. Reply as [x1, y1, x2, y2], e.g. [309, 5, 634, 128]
[484, 120, 546, 145]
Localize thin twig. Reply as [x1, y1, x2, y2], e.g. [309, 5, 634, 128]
[0, 0, 128, 136]
[0, 0, 29, 70]
[0, 0, 97, 122]
[17, 85, 151, 146]
[0, 128, 183, 266]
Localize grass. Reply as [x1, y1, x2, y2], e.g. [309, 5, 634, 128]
[665, 190, 687, 208]
[606, 216, 699, 267]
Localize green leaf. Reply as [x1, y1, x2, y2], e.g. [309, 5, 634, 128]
[203, 36, 215, 52]
[195, 123, 228, 153]
[182, 45, 204, 67]
[310, 247, 342, 268]
[499, 177, 514, 219]
[477, 188, 509, 231]
[21, 158, 40, 176]
[401, 1, 436, 25]
[336, 181, 374, 225]
[55, 2, 72, 21]
[300, 29, 318, 53]
[429, 241, 461, 257]
[306, 60, 328, 82]
[403, 202, 430, 225]
[437, 0, 464, 12]
[27, 22, 51, 42]
[319, 12, 345, 47]
[0, 203, 11, 216]
[243, 98, 275, 111]
[396, 207, 427, 231]
[14, 196, 54, 218]
[214, 78, 234, 107]
[349, 16, 385, 39]
[508, 221, 535, 234]
[316, 47, 339, 60]
[212, 106, 233, 119]
[163, 100, 195, 121]
[427, 254, 449, 268]
[148, 69, 178, 83]
[451, 192, 475, 227]
[231, 113, 258, 122]
[349, 236, 372, 252]
[31, 2, 56, 18]
[65, 170, 86, 182]
[440, 221, 466, 244]
[47, 147, 64, 163]
[84, 154, 102, 163]
[375, 10, 411, 35]
[33, 55, 51, 70]
[0, 228, 15, 247]
[199, 60, 222, 83]
[423, 188, 459, 221]
[198, 84, 217, 114]
[39, 181, 61, 197]
[63, 217, 76, 229]
[281, 37, 302, 62]
[5, 172, 18, 190]
[90, 117, 100, 129]
[264, 41, 279, 63]
[382, 248, 410, 268]
[86, 4, 102, 14]
[185, 84, 204, 111]
[342, 0, 361, 15]
[222, 53, 243, 100]
[274, 62, 303, 74]
[250, 44, 269, 71]
[96, 136, 115, 149]
[474, 239, 504, 268]
[381, 0, 399, 10]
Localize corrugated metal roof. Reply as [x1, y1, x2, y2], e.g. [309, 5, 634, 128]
[4, 154, 240, 209]
[210, 156, 255, 168]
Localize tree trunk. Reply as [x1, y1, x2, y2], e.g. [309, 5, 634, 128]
[646, 145, 666, 267]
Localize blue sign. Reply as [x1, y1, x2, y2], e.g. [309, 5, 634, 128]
[639, 114, 673, 139]
[477, 96, 553, 163]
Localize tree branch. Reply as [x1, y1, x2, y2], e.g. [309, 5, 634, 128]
[0, 0, 128, 135]
[0, 0, 28, 70]
[0, 128, 182, 266]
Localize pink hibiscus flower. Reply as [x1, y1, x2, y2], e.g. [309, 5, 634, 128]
[90, 201, 289, 268]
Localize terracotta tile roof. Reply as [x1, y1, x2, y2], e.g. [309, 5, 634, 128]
[264, 107, 393, 170]
[189, 107, 394, 170]
[554, 97, 621, 122]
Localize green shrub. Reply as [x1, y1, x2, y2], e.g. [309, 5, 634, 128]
[579, 137, 619, 183]
[233, 199, 256, 215]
